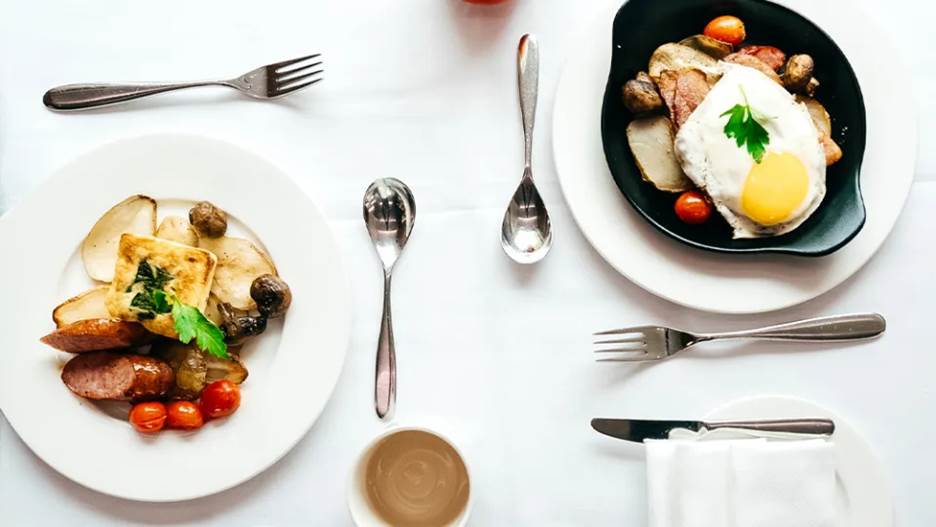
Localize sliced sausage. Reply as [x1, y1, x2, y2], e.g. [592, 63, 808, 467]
[724, 53, 782, 84]
[61, 351, 174, 401]
[40, 319, 149, 353]
[737, 45, 786, 71]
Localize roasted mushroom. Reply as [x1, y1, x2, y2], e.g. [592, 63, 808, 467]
[622, 72, 664, 114]
[250, 274, 292, 318]
[782, 54, 815, 92]
[154, 341, 248, 399]
[188, 201, 227, 238]
[217, 302, 267, 344]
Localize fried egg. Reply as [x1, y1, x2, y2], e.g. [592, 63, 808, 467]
[675, 63, 826, 238]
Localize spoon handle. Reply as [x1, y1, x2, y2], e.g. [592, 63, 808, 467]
[375, 272, 396, 419]
[518, 34, 539, 170]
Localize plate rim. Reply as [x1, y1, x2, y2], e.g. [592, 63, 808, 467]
[705, 394, 893, 526]
[0, 133, 352, 502]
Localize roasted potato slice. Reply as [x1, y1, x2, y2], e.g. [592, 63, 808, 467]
[199, 236, 277, 310]
[81, 195, 157, 282]
[156, 215, 198, 246]
[626, 115, 693, 192]
[52, 286, 110, 328]
[648, 43, 720, 84]
[40, 319, 150, 353]
[678, 34, 733, 59]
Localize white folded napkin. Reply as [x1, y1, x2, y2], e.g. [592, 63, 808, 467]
[646, 436, 839, 527]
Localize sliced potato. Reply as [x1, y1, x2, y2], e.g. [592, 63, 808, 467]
[648, 43, 720, 84]
[199, 236, 277, 310]
[678, 34, 733, 59]
[40, 319, 149, 353]
[156, 215, 198, 246]
[81, 195, 157, 282]
[52, 286, 111, 328]
[204, 293, 224, 327]
[626, 115, 693, 192]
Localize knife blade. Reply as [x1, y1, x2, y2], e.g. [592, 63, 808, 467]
[590, 418, 835, 442]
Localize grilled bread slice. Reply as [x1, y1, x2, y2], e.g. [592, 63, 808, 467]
[106, 234, 217, 338]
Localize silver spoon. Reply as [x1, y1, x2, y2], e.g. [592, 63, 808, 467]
[363, 178, 415, 419]
[501, 34, 553, 264]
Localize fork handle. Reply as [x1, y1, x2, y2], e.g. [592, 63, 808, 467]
[43, 81, 225, 111]
[701, 313, 886, 342]
[704, 418, 835, 435]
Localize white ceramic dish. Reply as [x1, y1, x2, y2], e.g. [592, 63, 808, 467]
[552, 0, 917, 314]
[706, 395, 892, 526]
[348, 426, 473, 527]
[0, 134, 351, 502]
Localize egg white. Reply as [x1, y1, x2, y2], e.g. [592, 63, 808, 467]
[675, 63, 827, 238]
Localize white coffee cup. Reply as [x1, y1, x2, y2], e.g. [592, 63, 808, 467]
[347, 426, 473, 527]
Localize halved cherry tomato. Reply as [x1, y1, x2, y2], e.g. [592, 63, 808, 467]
[674, 191, 712, 224]
[129, 401, 167, 433]
[704, 15, 746, 46]
[167, 401, 205, 430]
[200, 380, 241, 419]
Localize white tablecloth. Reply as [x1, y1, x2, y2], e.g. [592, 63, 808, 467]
[1, 0, 933, 525]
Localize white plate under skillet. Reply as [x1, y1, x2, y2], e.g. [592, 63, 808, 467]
[0, 134, 351, 502]
[706, 395, 892, 527]
[553, 0, 918, 314]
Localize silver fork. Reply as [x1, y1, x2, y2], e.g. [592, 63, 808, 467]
[43, 54, 323, 111]
[594, 313, 886, 362]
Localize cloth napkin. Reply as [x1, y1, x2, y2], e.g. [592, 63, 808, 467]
[645, 437, 839, 527]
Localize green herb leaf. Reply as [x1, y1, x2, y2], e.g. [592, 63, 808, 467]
[721, 87, 770, 163]
[171, 301, 229, 359]
[132, 259, 173, 290]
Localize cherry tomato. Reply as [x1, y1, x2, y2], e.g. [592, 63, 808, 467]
[129, 401, 167, 433]
[200, 380, 241, 419]
[167, 401, 205, 430]
[674, 191, 712, 224]
[704, 15, 746, 46]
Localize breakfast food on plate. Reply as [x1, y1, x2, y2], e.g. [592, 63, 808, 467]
[40, 196, 293, 435]
[621, 15, 841, 238]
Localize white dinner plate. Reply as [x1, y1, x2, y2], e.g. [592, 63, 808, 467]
[0, 134, 351, 502]
[553, 0, 917, 314]
[706, 395, 892, 526]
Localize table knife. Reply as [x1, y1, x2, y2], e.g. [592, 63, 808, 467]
[590, 417, 835, 442]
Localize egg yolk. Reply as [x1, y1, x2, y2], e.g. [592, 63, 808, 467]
[741, 152, 809, 225]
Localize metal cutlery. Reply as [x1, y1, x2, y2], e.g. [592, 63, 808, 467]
[43, 54, 323, 111]
[363, 178, 416, 419]
[594, 313, 886, 362]
[591, 418, 836, 443]
[500, 34, 553, 264]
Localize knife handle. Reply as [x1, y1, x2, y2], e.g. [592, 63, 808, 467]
[704, 419, 835, 435]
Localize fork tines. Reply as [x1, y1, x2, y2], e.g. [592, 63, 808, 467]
[272, 54, 324, 96]
[593, 326, 651, 362]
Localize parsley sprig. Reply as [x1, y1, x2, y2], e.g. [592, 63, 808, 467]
[721, 86, 771, 163]
[129, 260, 228, 359]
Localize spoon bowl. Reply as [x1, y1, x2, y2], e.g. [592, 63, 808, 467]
[501, 169, 552, 263]
[364, 178, 415, 268]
